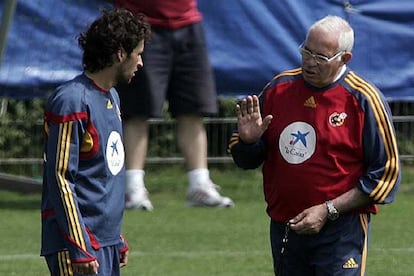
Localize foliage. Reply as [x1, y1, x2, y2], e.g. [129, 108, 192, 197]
[217, 96, 238, 117]
[0, 98, 44, 158]
[0, 98, 413, 177]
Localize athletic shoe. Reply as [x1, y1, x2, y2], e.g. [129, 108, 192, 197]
[125, 186, 154, 211]
[186, 180, 234, 208]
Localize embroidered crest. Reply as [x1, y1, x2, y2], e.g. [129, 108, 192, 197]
[329, 112, 347, 127]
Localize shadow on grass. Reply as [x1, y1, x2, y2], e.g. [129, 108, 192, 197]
[0, 191, 41, 210]
[0, 173, 42, 209]
[0, 199, 40, 210]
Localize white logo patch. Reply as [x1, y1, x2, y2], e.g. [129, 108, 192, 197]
[106, 131, 125, 175]
[279, 122, 316, 164]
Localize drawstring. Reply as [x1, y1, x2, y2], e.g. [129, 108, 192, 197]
[276, 223, 290, 275]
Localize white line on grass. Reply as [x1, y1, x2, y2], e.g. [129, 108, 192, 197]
[130, 250, 270, 258]
[1, 248, 414, 261]
[0, 250, 268, 261]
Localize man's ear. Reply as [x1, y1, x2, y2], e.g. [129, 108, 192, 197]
[116, 49, 126, 62]
[342, 52, 352, 64]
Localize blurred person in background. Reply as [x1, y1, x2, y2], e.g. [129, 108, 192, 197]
[228, 15, 401, 275]
[111, 0, 234, 210]
[41, 8, 150, 275]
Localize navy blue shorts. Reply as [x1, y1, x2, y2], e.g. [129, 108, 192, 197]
[270, 214, 370, 276]
[44, 245, 121, 276]
[117, 22, 218, 119]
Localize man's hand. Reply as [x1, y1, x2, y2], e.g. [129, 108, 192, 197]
[288, 204, 328, 235]
[72, 260, 99, 275]
[120, 250, 129, 268]
[236, 95, 273, 143]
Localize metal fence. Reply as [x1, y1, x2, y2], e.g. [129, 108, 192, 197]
[0, 101, 413, 179]
[148, 114, 414, 164]
[145, 117, 237, 164]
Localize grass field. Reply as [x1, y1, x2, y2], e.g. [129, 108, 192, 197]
[0, 165, 413, 275]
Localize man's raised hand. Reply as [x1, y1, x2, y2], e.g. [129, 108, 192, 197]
[236, 95, 273, 144]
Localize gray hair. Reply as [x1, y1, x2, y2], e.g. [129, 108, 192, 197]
[307, 15, 354, 52]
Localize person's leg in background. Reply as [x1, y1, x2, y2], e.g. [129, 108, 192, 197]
[123, 113, 234, 209]
[120, 22, 234, 209]
[118, 27, 169, 211]
[170, 22, 233, 207]
[177, 115, 233, 207]
[123, 116, 153, 210]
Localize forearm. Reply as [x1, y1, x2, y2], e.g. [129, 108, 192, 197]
[331, 187, 374, 215]
[289, 187, 375, 235]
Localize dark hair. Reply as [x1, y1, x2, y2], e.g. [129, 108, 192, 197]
[78, 8, 151, 73]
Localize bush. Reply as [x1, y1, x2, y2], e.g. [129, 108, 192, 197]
[1, 97, 413, 177]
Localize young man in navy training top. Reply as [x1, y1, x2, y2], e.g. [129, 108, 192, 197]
[228, 15, 401, 275]
[41, 8, 150, 275]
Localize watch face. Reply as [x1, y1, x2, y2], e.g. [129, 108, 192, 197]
[328, 211, 339, 220]
[326, 201, 339, 220]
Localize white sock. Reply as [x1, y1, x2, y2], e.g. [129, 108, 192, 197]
[188, 168, 210, 187]
[125, 169, 145, 191]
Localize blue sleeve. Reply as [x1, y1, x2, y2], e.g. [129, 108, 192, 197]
[119, 234, 129, 254]
[358, 92, 401, 204]
[227, 131, 266, 169]
[44, 92, 97, 263]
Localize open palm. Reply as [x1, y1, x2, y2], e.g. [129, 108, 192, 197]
[236, 95, 273, 144]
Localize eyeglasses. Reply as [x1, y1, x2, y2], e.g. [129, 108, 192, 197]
[299, 46, 345, 64]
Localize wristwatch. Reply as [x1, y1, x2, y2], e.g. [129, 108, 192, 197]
[325, 200, 339, 221]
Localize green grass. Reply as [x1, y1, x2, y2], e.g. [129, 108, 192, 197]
[0, 165, 413, 275]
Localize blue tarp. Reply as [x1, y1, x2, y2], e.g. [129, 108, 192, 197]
[1, 0, 413, 101]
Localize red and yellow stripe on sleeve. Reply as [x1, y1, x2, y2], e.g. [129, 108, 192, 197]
[55, 121, 87, 250]
[345, 72, 400, 203]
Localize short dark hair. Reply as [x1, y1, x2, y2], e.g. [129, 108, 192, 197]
[78, 8, 151, 73]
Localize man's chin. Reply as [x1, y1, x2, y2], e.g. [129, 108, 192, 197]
[303, 73, 321, 86]
[118, 76, 132, 85]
